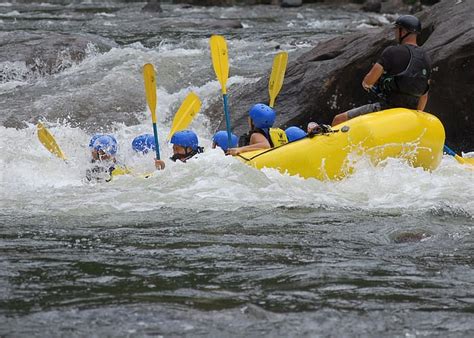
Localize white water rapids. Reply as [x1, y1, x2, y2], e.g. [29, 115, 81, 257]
[1, 3, 473, 337]
[1, 39, 473, 217]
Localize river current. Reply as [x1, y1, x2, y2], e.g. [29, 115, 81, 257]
[1, 1, 473, 337]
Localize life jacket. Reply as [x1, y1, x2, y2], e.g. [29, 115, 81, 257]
[111, 165, 131, 177]
[269, 128, 289, 147]
[86, 160, 130, 182]
[249, 128, 288, 148]
[379, 45, 431, 108]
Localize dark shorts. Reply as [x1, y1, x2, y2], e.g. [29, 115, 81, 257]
[346, 102, 383, 119]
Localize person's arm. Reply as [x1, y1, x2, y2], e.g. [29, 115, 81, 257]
[362, 63, 384, 91]
[227, 133, 271, 155]
[332, 112, 348, 126]
[417, 92, 428, 111]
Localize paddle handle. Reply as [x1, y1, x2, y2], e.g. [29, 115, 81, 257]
[223, 94, 232, 147]
[152, 122, 161, 160]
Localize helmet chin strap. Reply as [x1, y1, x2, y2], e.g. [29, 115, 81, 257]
[398, 27, 411, 44]
[170, 146, 204, 162]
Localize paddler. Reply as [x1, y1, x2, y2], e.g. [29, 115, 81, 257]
[212, 130, 238, 152]
[332, 15, 431, 126]
[131, 133, 156, 154]
[154, 130, 203, 169]
[285, 126, 306, 142]
[227, 103, 287, 155]
[86, 134, 129, 182]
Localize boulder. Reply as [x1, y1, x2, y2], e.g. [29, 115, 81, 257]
[172, 0, 275, 5]
[0, 31, 117, 81]
[418, 0, 474, 150]
[281, 0, 303, 8]
[212, 0, 474, 150]
[380, 0, 410, 14]
[142, 0, 163, 12]
[0, 32, 117, 128]
[361, 0, 382, 13]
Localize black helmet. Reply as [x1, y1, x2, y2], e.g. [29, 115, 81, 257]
[394, 15, 421, 34]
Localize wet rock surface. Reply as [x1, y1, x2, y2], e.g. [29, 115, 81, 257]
[0, 31, 117, 81]
[215, 0, 473, 150]
[142, 0, 163, 12]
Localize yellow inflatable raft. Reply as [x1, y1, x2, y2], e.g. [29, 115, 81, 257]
[236, 108, 445, 180]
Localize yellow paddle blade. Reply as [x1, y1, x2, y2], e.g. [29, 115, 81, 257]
[464, 158, 474, 166]
[37, 122, 66, 160]
[143, 63, 157, 123]
[210, 35, 229, 95]
[111, 165, 131, 177]
[455, 154, 474, 167]
[166, 92, 202, 141]
[268, 51, 288, 108]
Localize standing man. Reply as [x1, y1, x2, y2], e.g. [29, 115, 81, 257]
[332, 15, 431, 126]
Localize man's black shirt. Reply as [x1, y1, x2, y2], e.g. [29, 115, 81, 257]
[377, 45, 412, 75]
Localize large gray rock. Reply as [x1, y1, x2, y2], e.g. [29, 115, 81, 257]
[142, 0, 163, 12]
[418, 0, 474, 150]
[0, 31, 117, 82]
[362, 0, 382, 13]
[0, 32, 118, 128]
[281, 0, 303, 8]
[213, 0, 474, 150]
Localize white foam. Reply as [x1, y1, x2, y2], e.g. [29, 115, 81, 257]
[1, 121, 473, 219]
[1, 10, 20, 17]
[306, 19, 344, 29]
[95, 12, 116, 18]
[357, 23, 376, 29]
[0, 61, 30, 87]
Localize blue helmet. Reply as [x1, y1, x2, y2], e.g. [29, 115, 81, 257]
[249, 103, 276, 129]
[89, 134, 117, 149]
[170, 130, 199, 150]
[212, 130, 238, 151]
[132, 134, 156, 154]
[285, 126, 306, 142]
[89, 134, 102, 149]
[92, 135, 117, 155]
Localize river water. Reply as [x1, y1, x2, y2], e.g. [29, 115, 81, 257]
[1, 1, 473, 337]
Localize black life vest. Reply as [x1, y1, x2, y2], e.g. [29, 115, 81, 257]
[246, 128, 288, 148]
[379, 45, 431, 109]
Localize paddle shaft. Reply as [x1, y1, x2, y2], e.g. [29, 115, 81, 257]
[222, 94, 232, 148]
[443, 145, 456, 157]
[152, 121, 161, 160]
